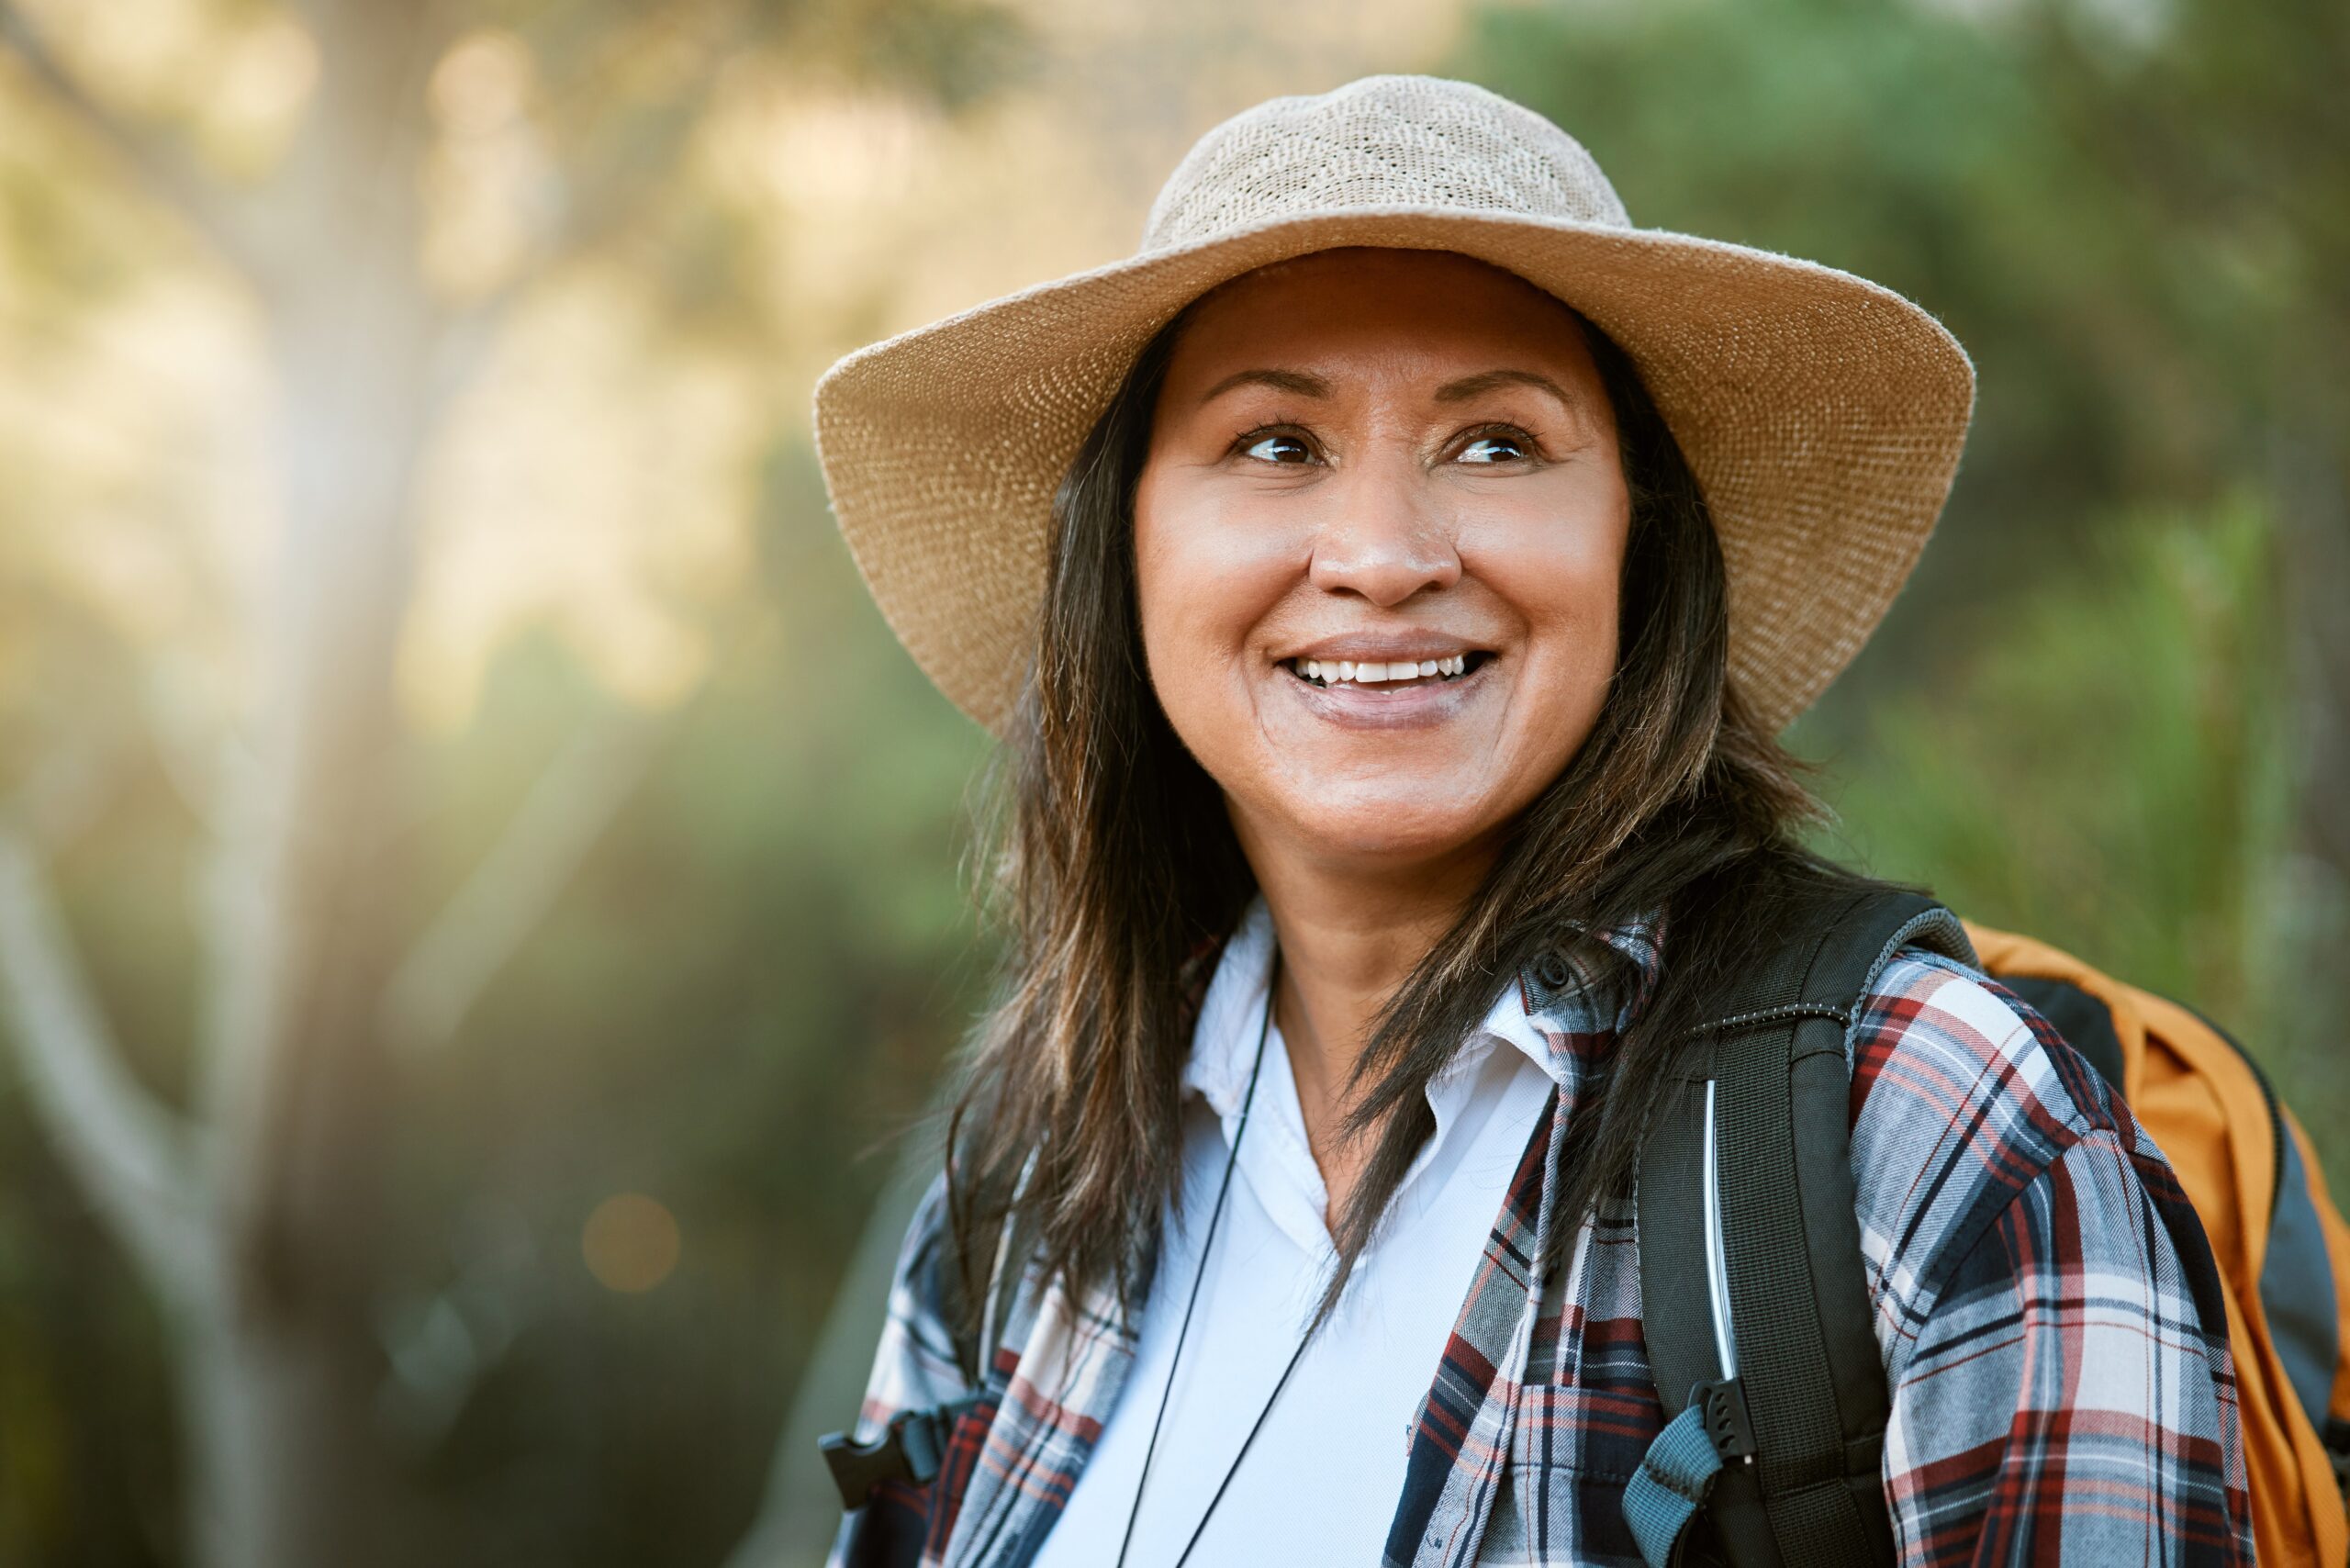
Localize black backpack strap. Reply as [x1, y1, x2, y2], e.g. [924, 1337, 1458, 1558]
[1631, 886, 1975, 1568]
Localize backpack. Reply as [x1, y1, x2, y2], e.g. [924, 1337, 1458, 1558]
[1628, 888, 2350, 1568]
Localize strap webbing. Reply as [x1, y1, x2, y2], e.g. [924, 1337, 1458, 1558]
[1625, 1403, 1727, 1567]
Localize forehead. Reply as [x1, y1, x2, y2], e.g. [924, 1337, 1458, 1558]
[1163, 247, 1596, 386]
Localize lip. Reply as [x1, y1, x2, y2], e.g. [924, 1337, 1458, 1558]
[1272, 653, 1495, 731]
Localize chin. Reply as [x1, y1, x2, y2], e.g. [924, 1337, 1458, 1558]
[1285, 798, 1492, 868]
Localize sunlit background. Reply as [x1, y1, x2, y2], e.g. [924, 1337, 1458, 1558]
[0, 0, 2341, 1563]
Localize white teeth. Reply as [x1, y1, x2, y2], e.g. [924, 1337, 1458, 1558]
[1291, 654, 1476, 685]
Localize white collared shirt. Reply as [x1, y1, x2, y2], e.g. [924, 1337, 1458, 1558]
[1030, 896, 1563, 1568]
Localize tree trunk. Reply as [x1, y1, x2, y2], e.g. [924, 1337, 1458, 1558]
[175, 6, 447, 1558]
[180, 1301, 389, 1568]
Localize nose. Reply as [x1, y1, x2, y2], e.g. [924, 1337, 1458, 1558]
[1306, 465, 1461, 608]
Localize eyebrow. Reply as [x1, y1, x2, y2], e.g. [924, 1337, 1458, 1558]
[1430, 368, 1580, 410]
[1193, 365, 1580, 411]
[1196, 367, 1331, 406]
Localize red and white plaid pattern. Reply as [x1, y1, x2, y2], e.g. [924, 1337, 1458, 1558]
[832, 922, 2253, 1567]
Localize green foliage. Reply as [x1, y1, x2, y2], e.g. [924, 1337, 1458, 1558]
[1805, 494, 2350, 1181]
[1804, 499, 2285, 1021]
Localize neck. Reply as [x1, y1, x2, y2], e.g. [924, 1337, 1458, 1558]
[1235, 821, 1497, 1219]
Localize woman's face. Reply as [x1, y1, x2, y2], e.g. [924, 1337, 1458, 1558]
[1135, 247, 1630, 878]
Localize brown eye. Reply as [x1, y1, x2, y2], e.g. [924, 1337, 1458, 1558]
[1240, 431, 1315, 465]
[1458, 430, 1532, 465]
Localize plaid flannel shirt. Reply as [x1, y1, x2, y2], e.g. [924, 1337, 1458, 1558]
[829, 917, 2254, 1567]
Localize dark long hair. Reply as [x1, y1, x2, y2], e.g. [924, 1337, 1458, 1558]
[940, 263, 1868, 1342]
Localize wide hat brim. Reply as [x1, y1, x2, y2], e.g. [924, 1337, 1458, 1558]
[812, 206, 1973, 735]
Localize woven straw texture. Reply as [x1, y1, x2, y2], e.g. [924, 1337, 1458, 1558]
[812, 73, 1975, 734]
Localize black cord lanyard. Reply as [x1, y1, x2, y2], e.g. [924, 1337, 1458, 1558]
[1112, 958, 1316, 1568]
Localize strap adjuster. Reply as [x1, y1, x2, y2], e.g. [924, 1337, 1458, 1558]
[818, 1394, 981, 1509]
[1695, 1376, 1756, 1463]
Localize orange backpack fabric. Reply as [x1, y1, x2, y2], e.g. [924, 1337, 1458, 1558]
[1967, 922, 2350, 1568]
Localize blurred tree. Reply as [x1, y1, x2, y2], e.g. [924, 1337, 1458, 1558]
[1813, 496, 2304, 1077]
[2029, 0, 2350, 1077]
[0, 3, 1021, 1566]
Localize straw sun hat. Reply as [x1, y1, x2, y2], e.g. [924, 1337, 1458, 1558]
[811, 73, 1975, 735]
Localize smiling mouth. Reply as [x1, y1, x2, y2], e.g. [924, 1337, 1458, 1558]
[1281, 653, 1494, 689]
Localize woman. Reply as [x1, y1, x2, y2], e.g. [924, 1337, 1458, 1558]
[812, 76, 2250, 1567]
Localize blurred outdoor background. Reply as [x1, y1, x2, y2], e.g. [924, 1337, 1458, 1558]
[0, 0, 2341, 1563]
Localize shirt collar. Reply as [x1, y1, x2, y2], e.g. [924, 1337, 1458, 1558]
[1180, 895, 1280, 1121]
[1181, 894, 1663, 1113]
[1469, 913, 1660, 1092]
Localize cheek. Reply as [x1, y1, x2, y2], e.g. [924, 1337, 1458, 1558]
[1133, 472, 1296, 719]
[1528, 540, 1623, 673]
[1472, 497, 1628, 728]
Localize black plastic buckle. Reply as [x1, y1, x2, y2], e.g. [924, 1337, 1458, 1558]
[1693, 1376, 1757, 1464]
[818, 1394, 981, 1510]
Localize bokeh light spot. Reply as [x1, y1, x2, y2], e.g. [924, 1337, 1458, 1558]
[581, 1193, 681, 1294]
